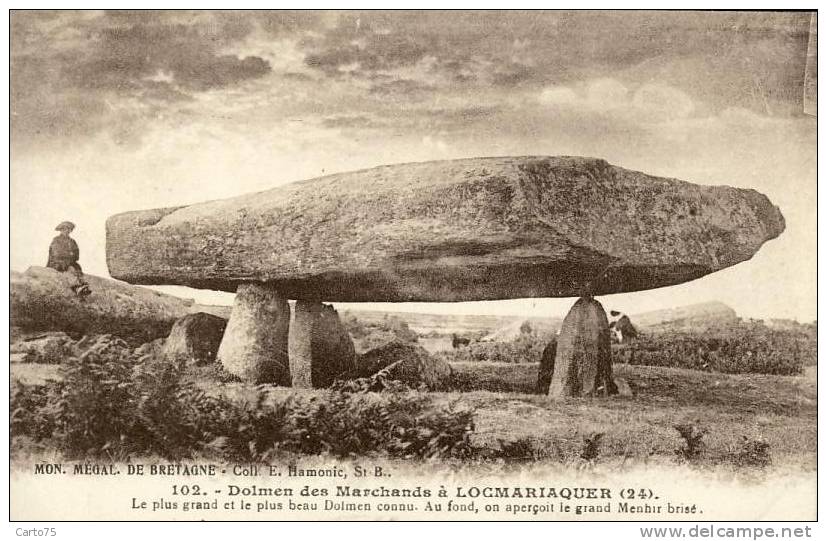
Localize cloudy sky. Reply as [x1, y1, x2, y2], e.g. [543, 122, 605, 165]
[10, 10, 816, 321]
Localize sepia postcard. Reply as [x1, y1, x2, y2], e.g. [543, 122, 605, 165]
[8, 9, 818, 524]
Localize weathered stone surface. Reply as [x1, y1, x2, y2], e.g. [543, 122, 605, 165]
[11, 266, 192, 346]
[288, 301, 356, 388]
[536, 339, 557, 394]
[106, 156, 785, 302]
[549, 297, 617, 398]
[162, 312, 228, 367]
[216, 284, 290, 384]
[351, 340, 451, 389]
[287, 302, 313, 388]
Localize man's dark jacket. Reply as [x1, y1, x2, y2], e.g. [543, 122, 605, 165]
[47, 235, 79, 272]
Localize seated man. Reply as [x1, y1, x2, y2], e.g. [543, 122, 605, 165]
[47, 221, 91, 297]
[609, 310, 638, 343]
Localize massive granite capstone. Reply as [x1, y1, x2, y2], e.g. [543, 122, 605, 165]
[106, 157, 784, 301]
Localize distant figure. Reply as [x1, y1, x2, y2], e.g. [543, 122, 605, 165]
[47, 221, 91, 298]
[608, 310, 638, 343]
[451, 333, 470, 348]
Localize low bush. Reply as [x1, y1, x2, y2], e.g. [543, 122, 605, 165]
[329, 366, 421, 393]
[437, 333, 549, 364]
[674, 423, 706, 462]
[729, 436, 771, 468]
[10, 381, 58, 441]
[344, 313, 421, 353]
[580, 432, 604, 462]
[497, 438, 537, 461]
[343, 313, 418, 342]
[10, 340, 474, 462]
[436, 320, 809, 376]
[615, 323, 808, 375]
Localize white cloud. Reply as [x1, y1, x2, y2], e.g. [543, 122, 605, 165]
[537, 78, 697, 123]
[337, 62, 362, 74]
[422, 135, 449, 152]
[718, 106, 775, 127]
[538, 86, 578, 106]
[144, 70, 175, 83]
[631, 83, 695, 121]
[584, 78, 629, 110]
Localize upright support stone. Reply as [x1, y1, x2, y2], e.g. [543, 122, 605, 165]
[288, 300, 356, 388]
[536, 339, 557, 394]
[288, 301, 316, 388]
[217, 284, 290, 384]
[548, 296, 617, 399]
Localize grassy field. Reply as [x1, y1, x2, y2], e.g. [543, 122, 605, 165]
[444, 363, 816, 468]
[13, 360, 814, 469]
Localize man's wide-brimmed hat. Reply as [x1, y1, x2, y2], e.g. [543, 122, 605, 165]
[55, 221, 75, 232]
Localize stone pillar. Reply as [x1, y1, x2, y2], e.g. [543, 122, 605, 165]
[288, 300, 356, 388]
[548, 296, 617, 399]
[288, 301, 316, 388]
[217, 283, 290, 385]
[536, 339, 557, 394]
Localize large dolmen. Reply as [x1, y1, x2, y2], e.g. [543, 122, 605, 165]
[106, 156, 784, 394]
